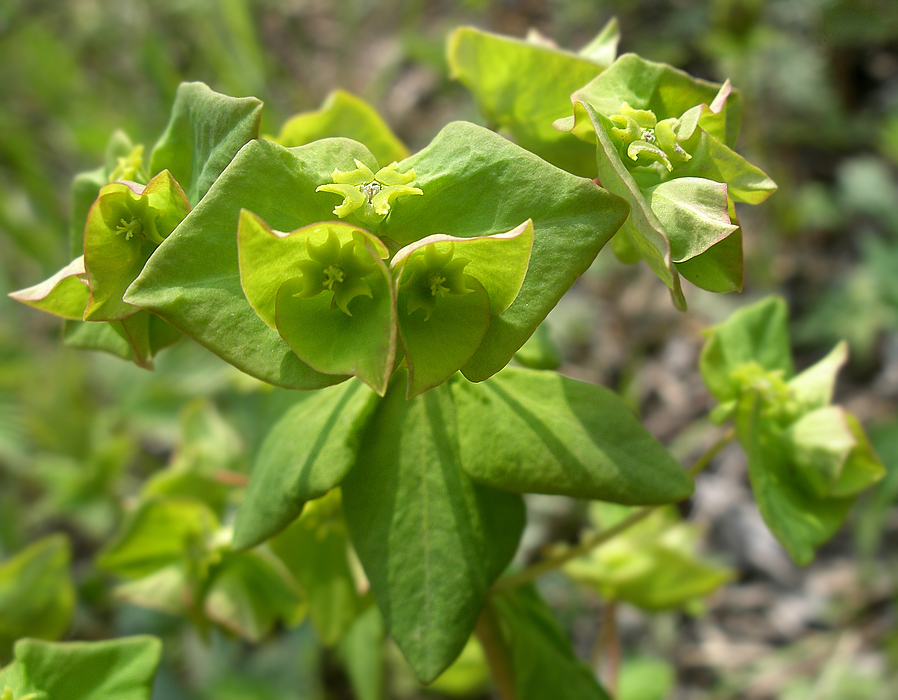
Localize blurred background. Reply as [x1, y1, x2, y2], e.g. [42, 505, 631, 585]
[1, 0, 898, 698]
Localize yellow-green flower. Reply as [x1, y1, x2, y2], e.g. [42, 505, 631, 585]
[609, 102, 692, 172]
[316, 159, 422, 224]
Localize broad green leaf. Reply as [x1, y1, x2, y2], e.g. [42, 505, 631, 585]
[142, 471, 231, 515]
[149, 81, 263, 207]
[391, 222, 535, 396]
[7, 257, 89, 320]
[232, 380, 380, 550]
[126, 138, 376, 390]
[492, 585, 611, 700]
[64, 312, 182, 370]
[675, 200, 743, 293]
[447, 26, 608, 177]
[451, 367, 693, 504]
[384, 121, 629, 381]
[699, 296, 795, 404]
[832, 413, 886, 498]
[63, 319, 136, 363]
[275, 89, 409, 165]
[677, 128, 777, 205]
[644, 178, 738, 262]
[204, 550, 305, 642]
[269, 491, 362, 646]
[113, 565, 188, 616]
[736, 392, 855, 566]
[513, 322, 562, 370]
[397, 277, 490, 398]
[578, 17, 620, 65]
[565, 506, 734, 611]
[426, 636, 490, 696]
[788, 341, 848, 411]
[784, 406, 857, 498]
[6, 636, 161, 700]
[83, 172, 191, 322]
[69, 166, 108, 259]
[97, 498, 219, 579]
[342, 375, 525, 683]
[0, 536, 74, 662]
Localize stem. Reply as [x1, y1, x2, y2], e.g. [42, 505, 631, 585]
[492, 427, 735, 594]
[475, 600, 517, 700]
[595, 602, 620, 697]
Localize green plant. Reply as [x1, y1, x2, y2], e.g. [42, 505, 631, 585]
[3, 19, 884, 700]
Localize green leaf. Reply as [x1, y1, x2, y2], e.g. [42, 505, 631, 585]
[342, 375, 525, 683]
[788, 341, 847, 411]
[69, 166, 107, 259]
[113, 565, 188, 616]
[644, 178, 738, 262]
[203, 549, 305, 643]
[450, 367, 693, 504]
[83, 171, 191, 322]
[391, 221, 534, 396]
[232, 380, 380, 550]
[578, 17, 620, 65]
[677, 128, 777, 205]
[398, 276, 490, 398]
[513, 322, 562, 370]
[7, 257, 90, 320]
[492, 585, 611, 700]
[97, 498, 219, 579]
[447, 26, 609, 177]
[675, 202, 743, 293]
[699, 296, 795, 404]
[564, 505, 734, 611]
[0, 536, 75, 663]
[149, 81, 263, 207]
[5, 636, 161, 700]
[275, 89, 409, 165]
[268, 491, 362, 646]
[384, 121, 629, 381]
[63, 319, 136, 363]
[736, 392, 855, 566]
[784, 407, 858, 499]
[832, 413, 886, 498]
[126, 138, 376, 390]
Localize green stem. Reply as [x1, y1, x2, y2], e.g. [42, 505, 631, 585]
[475, 600, 517, 700]
[596, 602, 620, 697]
[492, 427, 736, 594]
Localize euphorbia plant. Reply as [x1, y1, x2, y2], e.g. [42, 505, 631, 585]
[6, 20, 884, 700]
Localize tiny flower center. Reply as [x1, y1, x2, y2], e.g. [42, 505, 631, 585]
[429, 273, 450, 297]
[360, 181, 382, 203]
[115, 217, 143, 240]
[641, 128, 656, 143]
[323, 264, 345, 290]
